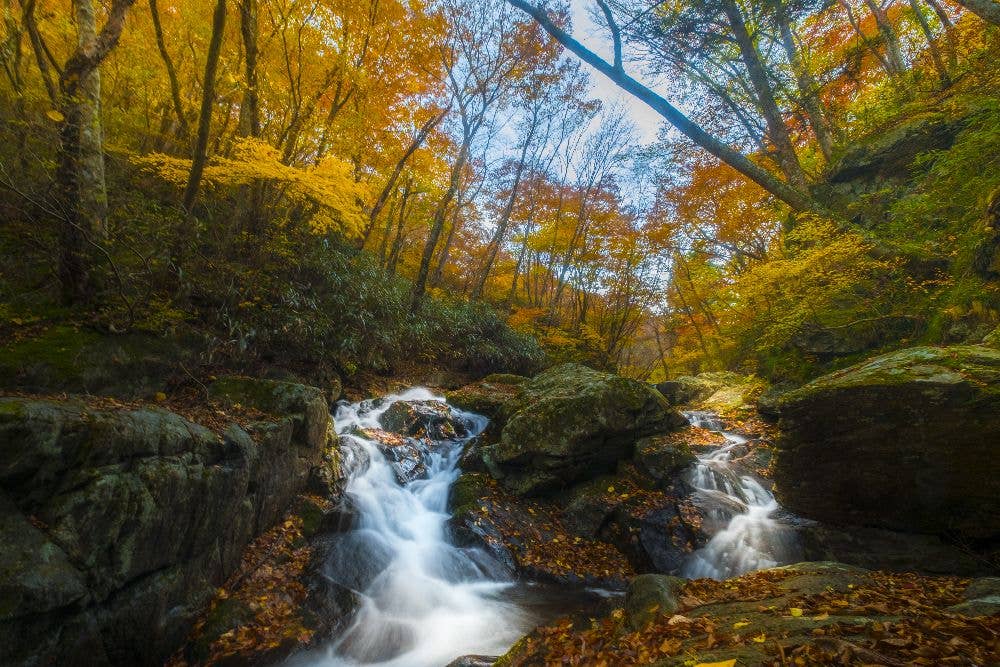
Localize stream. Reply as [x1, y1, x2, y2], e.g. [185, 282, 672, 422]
[292, 391, 797, 667]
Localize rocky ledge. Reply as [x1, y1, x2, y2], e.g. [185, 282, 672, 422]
[497, 562, 1000, 666]
[0, 377, 341, 666]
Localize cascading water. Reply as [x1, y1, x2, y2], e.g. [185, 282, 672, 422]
[294, 388, 533, 667]
[681, 411, 799, 580]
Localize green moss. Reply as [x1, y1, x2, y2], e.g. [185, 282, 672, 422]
[0, 325, 101, 381]
[449, 472, 492, 517]
[296, 496, 326, 538]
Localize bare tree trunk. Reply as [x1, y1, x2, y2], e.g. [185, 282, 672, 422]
[508, 0, 825, 214]
[182, 0, 226, 213]
[55, 0, 136, 304]
[721, 0, 807, 188]
[773, 0, 835, 161]
[924, 0, 958, 67]
[470, 119, 536, 300]
[149, 0, 188, 140]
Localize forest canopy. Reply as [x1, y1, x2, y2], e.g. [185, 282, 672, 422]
[0, 0, 998, 385]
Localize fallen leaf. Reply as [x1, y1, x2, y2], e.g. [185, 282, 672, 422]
[694, 660, 737, 667]
[751, 632, 766, 643]
[789, 607, 803, 617]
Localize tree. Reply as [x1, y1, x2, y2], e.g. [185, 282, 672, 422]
[506, 0, 828, 214]
[55, 0, 137, 304]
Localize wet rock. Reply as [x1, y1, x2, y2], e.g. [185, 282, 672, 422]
[624, 574, 684, 630]
[379, 400, 467, 440]
[369, 430, 428, 483]
[773, 345, 1000, 541]
[482, 364, 687, 496]
[446, 655, 499, 667]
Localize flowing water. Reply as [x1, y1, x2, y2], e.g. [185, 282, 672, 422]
[295, 392, 796, 666]
[681, 411, 799, 579]
[294, 388, 578, 667]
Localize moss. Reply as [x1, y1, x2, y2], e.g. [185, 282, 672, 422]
[449, 472, 492, 518]
[296, 497, 326, 538]
[191, 597, 254, 662]
[0, 325, 101, 381]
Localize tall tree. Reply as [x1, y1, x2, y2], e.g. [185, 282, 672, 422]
[55, 0, 137, 304]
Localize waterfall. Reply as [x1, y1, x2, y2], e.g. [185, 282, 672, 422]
[681, 411, 799, 580]
[296, 388, 531, 667]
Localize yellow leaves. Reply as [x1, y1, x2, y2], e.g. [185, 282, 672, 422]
[789, 607, 803, 617]
[131, 139, 370, 239]
[45, 110, 65, 123]
[694, 660, 737, 667]
[154, 392, 167, 402]
[751, 632, 767, 643]
[732, 620, 751, 629]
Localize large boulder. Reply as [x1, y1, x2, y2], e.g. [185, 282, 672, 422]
[773, 345, 1000, 541]
[481, 364, 687, 495]
[0, 378, 338, 666]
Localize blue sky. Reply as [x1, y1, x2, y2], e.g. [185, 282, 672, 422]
[568, 1, 665, 143]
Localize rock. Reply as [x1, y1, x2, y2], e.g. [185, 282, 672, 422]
[773, 345, 1000, 541]
[481, 364, 687, 495]
[795, 521, 988, 576]
[947, 577, 1000, 617]
[634, 435, 696, 481]
[0, 384, 338, 667]
[209, 376, 330, 451]
[446, 656, 498, 667]
[362, 428, 428, 483]
[0, 327, 205, 398]
[378, 399, 467, 440]
[624, 574, 684, 630]
[446, 373, 527, 423]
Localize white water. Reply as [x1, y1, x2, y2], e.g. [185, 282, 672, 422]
[298, 388, 532, 667]
[681, 412, 798, 580]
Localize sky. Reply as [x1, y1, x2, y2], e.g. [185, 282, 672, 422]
[568, 1, 665, 143]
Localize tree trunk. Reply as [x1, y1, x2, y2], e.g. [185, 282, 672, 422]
[924, 0, 958, 67]
[149, 0, 188, 140]
[55, 0, 136, 304]
[361, 106, 448, 247]
[182, 0, 226, 214]
[410, 138, 472, 310]
[237, 0, 260, 138]
[862, 0, 907, 76]
[507, 0, 825, 214]
[908, 0, 951, 87]
[470, 119, 536, 300]
[721, 0, 807, 188]
[773, 0, 835, 161]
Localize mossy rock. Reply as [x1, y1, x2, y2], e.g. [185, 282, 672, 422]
[634, 435, 696, 481]
[481, 364, 687, 495]
[0, 326, 203, 398]
[448, 472, 493, 519]
[774, 345, 1000, 539]
[625, 574, 684, 630]
[209, 376, 329, 450]
[445, 374, 526, 422]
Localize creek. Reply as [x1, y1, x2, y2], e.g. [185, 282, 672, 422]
[292, 391, 796, 667]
